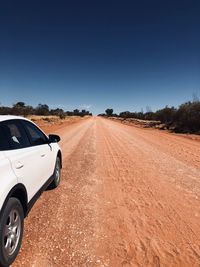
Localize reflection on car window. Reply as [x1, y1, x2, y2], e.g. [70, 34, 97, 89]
[23, 121, 47, 146]
[1, 120, 30, 150]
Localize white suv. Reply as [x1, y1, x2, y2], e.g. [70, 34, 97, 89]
[0, 115, 62, 267]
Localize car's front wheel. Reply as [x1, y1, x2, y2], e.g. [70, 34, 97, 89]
[0, 197, 24, 267]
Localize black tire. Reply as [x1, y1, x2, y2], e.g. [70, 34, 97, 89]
[49, 157, 61, 189]
[0, 198, 24, 267]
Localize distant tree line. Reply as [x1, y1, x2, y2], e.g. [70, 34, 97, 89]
[0, 102, 92, 119]
[99, 99, 200, 133]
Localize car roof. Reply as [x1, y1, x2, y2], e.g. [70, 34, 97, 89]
[0, 115, 30, 122]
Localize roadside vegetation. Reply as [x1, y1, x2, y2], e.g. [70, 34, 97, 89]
[99, 99, 200, 134]
[0, 102, 92, 119]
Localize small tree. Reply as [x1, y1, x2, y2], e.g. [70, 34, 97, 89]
[13, 102, 25, 108]
[105, 108, 113, 116]
[73, 109, 80, 116]
[35, 104, 50, 115]
[12, 102, 26, 116]
[156, 106, 176, 124]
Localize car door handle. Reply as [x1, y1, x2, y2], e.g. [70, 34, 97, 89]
[41, 153, 46, 157]
[15, 161, 24, 169]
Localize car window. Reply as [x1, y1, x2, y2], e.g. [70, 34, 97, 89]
[1, 120, 30, 150]
[22, 121, 48, 146]
[0, 125, 10, 150]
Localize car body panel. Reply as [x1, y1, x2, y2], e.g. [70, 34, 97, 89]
[0, 152, 18, 210]
[3, 146, 48, 201]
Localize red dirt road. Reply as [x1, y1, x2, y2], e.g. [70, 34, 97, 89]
[12, 117, 200, 267]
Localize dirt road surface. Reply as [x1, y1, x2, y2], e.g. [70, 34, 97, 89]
[12, 117, 200, 267]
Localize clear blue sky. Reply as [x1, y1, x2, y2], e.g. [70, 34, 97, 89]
[0, 0, 200, 114]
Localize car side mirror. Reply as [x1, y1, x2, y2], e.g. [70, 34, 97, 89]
[48, 134, 61, 143]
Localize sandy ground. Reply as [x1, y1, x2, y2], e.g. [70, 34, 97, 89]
[12, 117, 200, 267]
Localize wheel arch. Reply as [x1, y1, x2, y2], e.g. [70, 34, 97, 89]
[1, 184, 28, 218]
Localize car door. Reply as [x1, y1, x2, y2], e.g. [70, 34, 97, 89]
[21, 120, 55, 183]
[1, 119, 46, 201]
